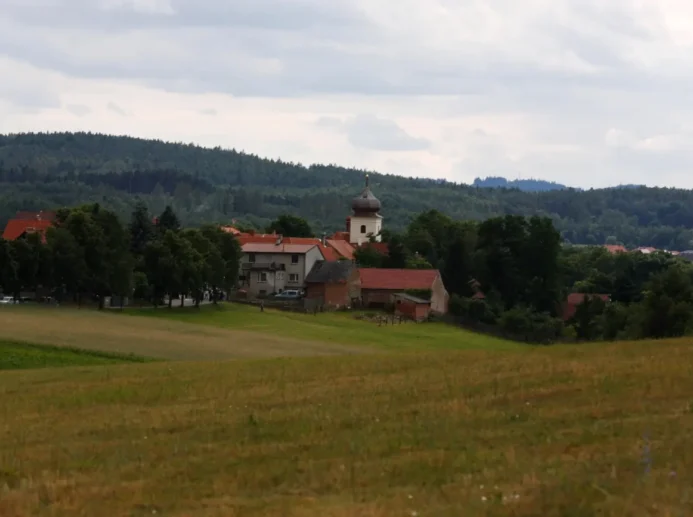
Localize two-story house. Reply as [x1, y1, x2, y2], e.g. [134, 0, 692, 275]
[239, 238, 326, 298]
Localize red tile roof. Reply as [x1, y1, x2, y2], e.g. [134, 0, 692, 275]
[327, 239, 355, 260]
[220, 226, 242, 235]
[237, 234, 343, 261]
[604, 245, 627, 254]
[358, 268, 440, 290]
[2, 219, 53, 241]
[241, 243, 319, 254]
[330, 231, 351, 241]
[320, 246, 340, 261]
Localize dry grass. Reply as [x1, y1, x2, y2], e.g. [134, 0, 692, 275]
[0, 306, 368, 360]
[3, 339, 693, 516]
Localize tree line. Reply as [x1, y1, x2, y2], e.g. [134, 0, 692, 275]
[3, 132, 693, 249]
[0, 203, 241, 308]
[352, 209, 693, 343]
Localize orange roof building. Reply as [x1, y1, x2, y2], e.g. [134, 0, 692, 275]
[2, 211, 55, 242]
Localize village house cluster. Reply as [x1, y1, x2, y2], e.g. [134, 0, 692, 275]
[226, 175, 449, 320]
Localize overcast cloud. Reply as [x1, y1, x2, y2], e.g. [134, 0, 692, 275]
[2, 0, 693, 187]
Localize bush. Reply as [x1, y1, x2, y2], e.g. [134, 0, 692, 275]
[499, 307, 564, 344]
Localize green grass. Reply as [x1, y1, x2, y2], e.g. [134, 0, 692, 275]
[129, 302, 519, 351]
[0, 340, 153, 370]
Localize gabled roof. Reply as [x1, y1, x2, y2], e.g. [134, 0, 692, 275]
[2, 219, 53, 241]
[358, 268, 440, 290]
[327, 239, 355, 260]
[238, 234, 343, 261]
[305, 261, 355, 284]
[241, 243, 318, 254]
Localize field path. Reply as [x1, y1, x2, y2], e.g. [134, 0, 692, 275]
[0, 307, 369, 360]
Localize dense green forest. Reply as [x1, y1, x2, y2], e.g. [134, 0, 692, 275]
[472, 176, 572, 192]
[2, 132, 693, 249]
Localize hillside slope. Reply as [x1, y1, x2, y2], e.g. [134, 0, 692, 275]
[2, 338, 693, 516]
[2, 132, 693, 248]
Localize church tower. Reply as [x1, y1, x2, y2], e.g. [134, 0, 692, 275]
[349, 174, 383, 245]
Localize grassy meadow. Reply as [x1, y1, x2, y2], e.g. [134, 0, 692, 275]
[128, 303, 518, 351]
[0, 304, 516, 361]
[2, 303, 693, 515]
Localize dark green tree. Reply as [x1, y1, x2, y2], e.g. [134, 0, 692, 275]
[157, 205, 181, 234]
[354, 244, 385, 268]
[383, 233, 408, 268]
[129, 200, 155, 256]
[267, 214, 313, 237]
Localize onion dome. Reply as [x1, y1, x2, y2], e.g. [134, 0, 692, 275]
[351, 174, 381, 214]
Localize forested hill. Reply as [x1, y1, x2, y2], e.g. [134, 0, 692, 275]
[472, 176, 572, 192]
[2, 132, 693, 250]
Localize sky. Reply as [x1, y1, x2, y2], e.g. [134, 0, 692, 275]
[2, 1, 693, 188]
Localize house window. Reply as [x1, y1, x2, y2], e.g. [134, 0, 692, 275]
[289, 273, 299, 283]
[360, 225, 366, 234]
[291, 254, 299, 264]
[276, 272, 284, 281]
[258, 272, 268, 283]
[248, 253, 256, 263]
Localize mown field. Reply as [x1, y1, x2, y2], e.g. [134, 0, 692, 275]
[2, 339, 693, 516]
[2, 304, 693, 515]
[0, 304, 517, 360]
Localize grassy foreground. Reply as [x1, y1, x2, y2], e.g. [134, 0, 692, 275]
[0, 340, 151, 370]
[2, 339, 693, 516]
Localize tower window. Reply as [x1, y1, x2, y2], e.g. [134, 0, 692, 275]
[360, 225, 366, 234]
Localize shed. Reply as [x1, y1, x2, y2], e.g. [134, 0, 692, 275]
[393, 293, 431, 321]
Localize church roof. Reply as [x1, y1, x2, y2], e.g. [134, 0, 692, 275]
[351, 174, 381, 213]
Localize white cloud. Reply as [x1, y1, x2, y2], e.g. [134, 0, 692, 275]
[2, 0, 693, 187]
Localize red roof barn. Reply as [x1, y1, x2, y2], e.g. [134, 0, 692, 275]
[358, 268, 449, 314]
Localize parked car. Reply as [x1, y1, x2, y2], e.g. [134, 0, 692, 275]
[0, 296, 17, 304]
[273, 290, 303, 300]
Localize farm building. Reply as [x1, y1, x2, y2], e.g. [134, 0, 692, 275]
[358, 268, 449, 314]
[393, 293, 432, 321]
[304, 261, 360, 309]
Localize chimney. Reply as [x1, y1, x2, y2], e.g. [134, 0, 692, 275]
[276, 234, 283, 246]
[345, 216, 351, 232]
[321, 232, 327, 247]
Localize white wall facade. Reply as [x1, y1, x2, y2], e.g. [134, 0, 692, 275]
[349, 214, 383, 245]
